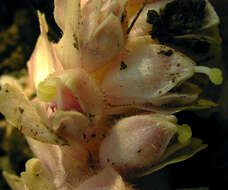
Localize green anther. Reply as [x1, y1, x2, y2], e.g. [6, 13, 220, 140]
[37, 82, 57, 102]
[177, 124, 192, 144]
[208, 68, 223, 85]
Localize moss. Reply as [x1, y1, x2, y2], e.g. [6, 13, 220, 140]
[0, 10, 39, 76]
[0, 126, 33, 175]
[0, 10, 38, 189]
[0, 124, 33, 190]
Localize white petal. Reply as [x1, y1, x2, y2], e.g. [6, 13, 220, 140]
[21, 158, 57, 190]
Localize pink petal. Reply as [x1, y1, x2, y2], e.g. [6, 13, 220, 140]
[57, 87, 84, 113]
[99, 114, 177, 177]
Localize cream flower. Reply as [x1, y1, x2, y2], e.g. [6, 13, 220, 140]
[0, 0, 223, 189]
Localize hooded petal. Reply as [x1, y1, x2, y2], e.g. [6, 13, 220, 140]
[102, 44, 195, 107]
[99, 114, 178, 177]
[37, 69, 104, 123]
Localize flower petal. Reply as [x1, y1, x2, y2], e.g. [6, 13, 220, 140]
[99, 114, 178, 177]
[27, 12, 62, 89]
[3, 171, 27, 190]
[27, 138, 91, 190]
[21, 158, 57, 190]
[81, 0, 126, 72]
[54, 0, 82, 69]
[102, 44, 194, 107]
[38, 69, 104, 123]
[54, 0, 66, 31]
[53, 110, 91, 142]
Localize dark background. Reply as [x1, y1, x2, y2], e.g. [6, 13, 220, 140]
[0, 0, 227, 189]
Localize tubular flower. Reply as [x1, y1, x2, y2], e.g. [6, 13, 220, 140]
[0, 0, 223, 190]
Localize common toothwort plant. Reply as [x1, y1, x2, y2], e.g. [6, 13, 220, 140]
[0, 0, 224, 189]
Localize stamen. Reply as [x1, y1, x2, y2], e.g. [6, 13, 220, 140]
[194, 66, 223, 85]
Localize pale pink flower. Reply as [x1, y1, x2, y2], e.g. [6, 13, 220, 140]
[0, 0, 223, 189]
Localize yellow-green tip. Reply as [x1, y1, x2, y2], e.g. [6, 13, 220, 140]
[208, 68, 223, 85]
[177, 124, 192, 144]
[37, 81, 57, 102]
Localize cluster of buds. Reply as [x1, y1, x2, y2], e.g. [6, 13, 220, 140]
[0, 0, 223, 189]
